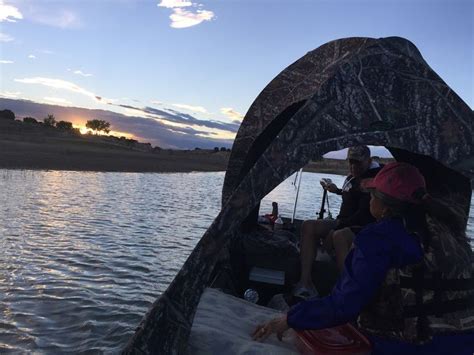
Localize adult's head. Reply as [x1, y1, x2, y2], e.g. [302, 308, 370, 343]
[363, 162, 427, 220]
[347, 145, 371, 178]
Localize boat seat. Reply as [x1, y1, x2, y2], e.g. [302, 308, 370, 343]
[188, 288, 298, 354]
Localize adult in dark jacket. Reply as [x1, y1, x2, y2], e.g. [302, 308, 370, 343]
[295, 145, 381, 298]
[253, 162, 474, 354]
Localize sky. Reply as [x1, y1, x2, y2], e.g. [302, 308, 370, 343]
[0, 0, 472, 149]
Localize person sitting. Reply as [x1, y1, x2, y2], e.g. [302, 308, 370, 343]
[253, 162, 474, 354]
[294, 145, 381, 298]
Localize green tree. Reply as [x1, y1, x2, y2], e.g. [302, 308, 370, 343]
[85, 119, 111, 134]
[0, 109, 15, 120]
[56, 121, 73, 130]
[43, 114, 56, 127]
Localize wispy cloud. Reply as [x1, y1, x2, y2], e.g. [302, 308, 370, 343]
[73, 70, 93, 77]
[28, 7, 80, 29]
[0, 91, 20, 99]
[151, 100, 163, 105]
[14, 76, 113, 104]
[220, 107, 244, 122]
[0, 59, 14, 64]
[44, 96, 72, 105]
[15, 77, 95, 97]
[114, 103, 240, 133]
[0, 1, 23, 22]
[172, 103, 207, 113]
[158, 1, 214, 29]
[28, 54, 36, 59]
[0, 32, 13, 42]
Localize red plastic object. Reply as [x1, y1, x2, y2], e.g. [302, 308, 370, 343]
[295, 323, 372, 355]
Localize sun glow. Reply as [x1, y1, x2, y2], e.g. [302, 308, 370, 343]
[74, 125, 135, 139]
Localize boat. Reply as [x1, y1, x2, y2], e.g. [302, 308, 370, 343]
[123, 36, 473, 354]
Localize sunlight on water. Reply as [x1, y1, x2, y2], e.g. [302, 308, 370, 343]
[0, 169, 473, 353]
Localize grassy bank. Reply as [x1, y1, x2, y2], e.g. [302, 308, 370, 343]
[0, 118, 391, 174]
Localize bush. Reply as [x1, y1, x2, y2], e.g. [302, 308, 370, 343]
[56, 121, 73, 130]
[0, 109, 15, 120]
[214, 147, 219, 152]
[43, 114, 56, 127]
[23, 117, 38, 124]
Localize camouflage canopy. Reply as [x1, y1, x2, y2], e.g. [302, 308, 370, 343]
[223, 36, 473, 212]
[124, 37, 473, 354]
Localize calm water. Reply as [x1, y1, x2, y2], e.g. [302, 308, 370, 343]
[1, 170, 473, 353]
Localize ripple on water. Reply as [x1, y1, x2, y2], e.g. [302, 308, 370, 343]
[1, 170, 473, 353]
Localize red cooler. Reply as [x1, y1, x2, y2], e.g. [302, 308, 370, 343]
[295, 323, 372, 354]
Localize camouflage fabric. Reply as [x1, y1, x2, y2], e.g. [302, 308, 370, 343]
[123, 37, 473, 354]
[358, 206, 474, 343]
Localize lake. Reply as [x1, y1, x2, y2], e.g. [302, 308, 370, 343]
[1, 170, 473, 353]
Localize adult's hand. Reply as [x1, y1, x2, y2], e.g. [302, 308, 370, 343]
[325, 183, 339, 193]
[252, 315, 290, 342]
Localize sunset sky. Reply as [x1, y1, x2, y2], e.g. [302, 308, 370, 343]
[0, 0, 472, 148]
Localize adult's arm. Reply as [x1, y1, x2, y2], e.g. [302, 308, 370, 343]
[287, 226, 391, 330]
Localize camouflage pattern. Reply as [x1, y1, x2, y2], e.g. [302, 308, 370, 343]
[358, 199, 474, 342]
[123, 37, 473, 354]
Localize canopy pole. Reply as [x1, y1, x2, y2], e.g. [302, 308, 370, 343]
[292, 168, 303, 224]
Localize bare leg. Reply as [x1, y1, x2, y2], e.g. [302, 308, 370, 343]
[299, 220, 318, 288]
[299, 219, 337, 288]
[332, 228, 355, 272]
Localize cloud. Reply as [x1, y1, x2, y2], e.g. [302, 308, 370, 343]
[0, 59, 13, 64]
[0, 97, 234, 149]
[73, 70, 93, 77]
[43, 96, 72, 105]
[158, 0, 192, 8]
[0, 91, 20, 99]
[169, 8, 214, 28]
[172, 103, 207, 113]
[15, 76, 95, 97]
[28, 54, 36, 59]
[158, 0, 214, 29]
[114, 103, 240, 133]
[0, 32, 13, 42]
[29, 8, 80, 29]
[0, 1, 23, 22]
[220, 107, 244, 122]
[14, 76, 114, 104]
[151, 100, 163, 105]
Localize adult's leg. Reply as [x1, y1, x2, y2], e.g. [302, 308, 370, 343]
[332, 227, 355, 272]
[299, 219, 338, 288]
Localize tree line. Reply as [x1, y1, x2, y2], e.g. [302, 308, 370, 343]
[0, 109, 111, 135]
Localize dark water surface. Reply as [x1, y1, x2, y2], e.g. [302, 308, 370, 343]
[1, 170, 473, 353]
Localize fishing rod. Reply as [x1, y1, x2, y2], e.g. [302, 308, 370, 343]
[318, 178, 333, 219]
[291, 168, 303, 224]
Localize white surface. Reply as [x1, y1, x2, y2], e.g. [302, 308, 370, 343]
[189, 288, 298, 354]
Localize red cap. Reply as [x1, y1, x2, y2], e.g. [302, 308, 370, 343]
[362, 162, 426, 204]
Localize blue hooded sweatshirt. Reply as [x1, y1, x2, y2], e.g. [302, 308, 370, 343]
[287, 218, 474, 354]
